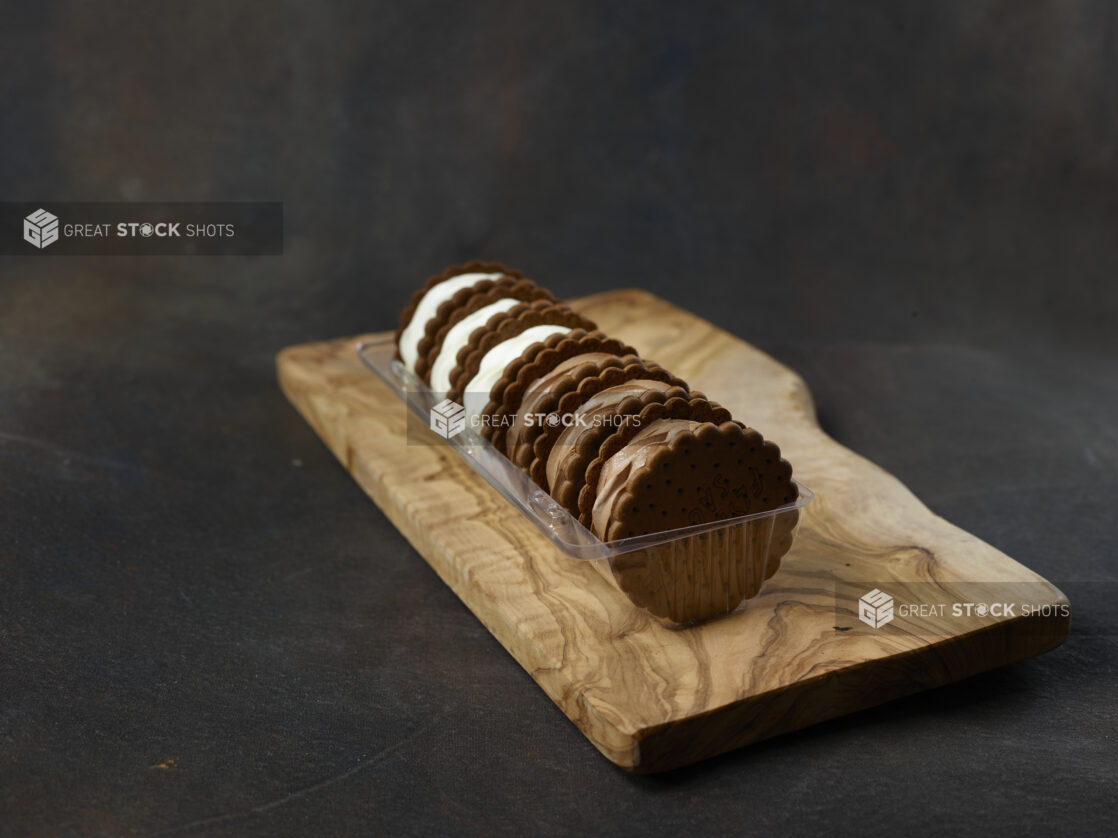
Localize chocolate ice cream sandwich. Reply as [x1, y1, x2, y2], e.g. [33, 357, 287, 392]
[394, 262, 802, 624]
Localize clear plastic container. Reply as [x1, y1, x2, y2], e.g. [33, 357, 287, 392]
[357, 335, 813, 624]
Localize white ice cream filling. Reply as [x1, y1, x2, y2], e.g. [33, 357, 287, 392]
[398, 272, 504, 371]
[428, 298, 519, 393]
[462, 325, 571, 424]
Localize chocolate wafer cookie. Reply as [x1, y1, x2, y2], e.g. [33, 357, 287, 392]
[446, 301, 596, 404]
[395, 261, 524, 370]
[546, 380, 693, 515]
[483, 331, 637, 450]
[590, 420, 796, 540]
[504, 353, 640, 467]
[589, 419, 798, 624]
[417, 278, 556, 388]
[524, 361, 690, 489]
[578, 396, 734, 529]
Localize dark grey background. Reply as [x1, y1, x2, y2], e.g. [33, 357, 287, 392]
[1, 1, 1115, 835]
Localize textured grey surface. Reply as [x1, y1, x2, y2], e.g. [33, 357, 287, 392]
[1, 1, 1115, 835]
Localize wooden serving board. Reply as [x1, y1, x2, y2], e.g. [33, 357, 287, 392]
[277, 289, 1069, 772]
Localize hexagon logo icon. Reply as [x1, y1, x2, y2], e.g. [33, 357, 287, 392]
[430, 398, 466, 440]
[858, 588, 894, 628]
[24, 208, 60, 249]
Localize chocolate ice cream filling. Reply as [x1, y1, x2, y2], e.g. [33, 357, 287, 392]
[504, 352, 614, 455]
[545, 379, 673, 491]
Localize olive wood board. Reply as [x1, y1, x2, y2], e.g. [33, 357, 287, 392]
[276, 288, 1070, 772]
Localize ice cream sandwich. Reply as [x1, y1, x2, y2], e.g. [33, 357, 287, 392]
[395, 262, 800, 624]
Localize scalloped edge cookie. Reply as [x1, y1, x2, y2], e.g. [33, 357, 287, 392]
[547, 383, 693, 515]
[414, 278, 555, 383]
[483, 331, 637, 448]
[446, 302, 597, 403]
[505, 354, 641, 466]
[591, 420, 798, 624]
[577, 396, 733, 528]
[525, 362, 690, 489]
[394, 261, 523, 359]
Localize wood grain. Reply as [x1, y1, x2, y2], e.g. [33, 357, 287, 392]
[276, 289, 1069, 772]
